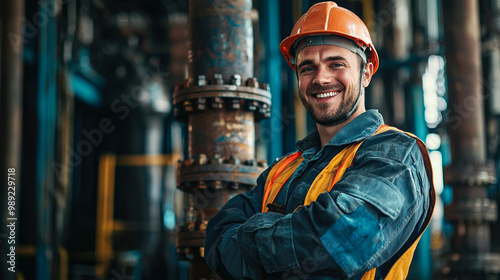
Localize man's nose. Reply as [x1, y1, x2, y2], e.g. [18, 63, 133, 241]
[313, 67, 332, 85]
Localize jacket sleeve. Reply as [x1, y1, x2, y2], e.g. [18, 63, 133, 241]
[204, 168, 272, 280]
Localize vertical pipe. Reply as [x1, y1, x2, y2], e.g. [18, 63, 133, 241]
[260, 0, 284, 161]
[188, 0, 253, 82]
[443, 0, 485, 164]
[489, 44, 500, 115]
[404, 1, 432, 276]
[189, 111, 255, 160]
[186, 0, 257, 162]
[407, 64, 431, 280]
[490, 0, 500, 257]
[174, 1, 271, 279]
[442, 0, 500, 277]
[0, 1, 24, 280]
[36, 0, 57, 279]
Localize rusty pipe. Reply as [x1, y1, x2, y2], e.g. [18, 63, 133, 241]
[189, 111, 255, 160]
[0, 1, 25, 280]
[442, 0, 500, 277]
[443, 0, 486, 165]
[188, 0, 254, 83]
[174, 1, 270, 279]
[0, 0, 25, 174]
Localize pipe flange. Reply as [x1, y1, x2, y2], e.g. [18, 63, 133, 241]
[444, 198, 497, 222]
[176, 230, 206, 260]
[446, 253, 500, 274]
[177, 155, 267, 191]
[444, 162, 496, 186]
[173, 74, 272, 122]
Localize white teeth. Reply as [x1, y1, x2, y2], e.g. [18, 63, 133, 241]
[315, 91, 340, 99]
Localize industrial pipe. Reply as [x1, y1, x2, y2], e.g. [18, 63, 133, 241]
[489, 0, 500, 258]
[0, 1, 24, 279]
[442, 0, 500, 278]
[187, 0, 254, 83]
[174, 0, 271, 279]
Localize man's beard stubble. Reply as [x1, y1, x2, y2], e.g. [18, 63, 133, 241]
[299, 77, 361, 126]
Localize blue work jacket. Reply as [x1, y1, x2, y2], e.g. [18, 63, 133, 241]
[205, 110, 432, 280]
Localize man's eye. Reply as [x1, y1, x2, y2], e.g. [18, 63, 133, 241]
[300, 67, 314, 73]
[330, 63, 343, 68]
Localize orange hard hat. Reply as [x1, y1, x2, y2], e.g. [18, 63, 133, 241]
[280, 1, 379, 73]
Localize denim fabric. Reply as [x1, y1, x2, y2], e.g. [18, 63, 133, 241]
[205, 110, 431, 280]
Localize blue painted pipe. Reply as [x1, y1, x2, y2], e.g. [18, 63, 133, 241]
[188, 0, 254, 82]
[36, 0, 57, 279]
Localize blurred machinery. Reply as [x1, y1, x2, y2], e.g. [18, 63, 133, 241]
[173, 0, 271, 278]
[2, 0, 185, 279]
[65, 5, 181, 279]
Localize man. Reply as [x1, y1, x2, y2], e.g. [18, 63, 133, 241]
[205, 2, 435, 279]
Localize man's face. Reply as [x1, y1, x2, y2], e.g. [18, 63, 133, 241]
[296, 44, 366, 126]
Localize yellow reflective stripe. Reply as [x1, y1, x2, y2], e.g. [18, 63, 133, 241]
[304, 125, 391, 205]
[303, 142, 362, 206]
[360, 268, 377, 280]
[384, 234, 423, 280]
[358, 235, 424, 280]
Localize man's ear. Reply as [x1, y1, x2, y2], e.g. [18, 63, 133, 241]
[362, 62, 375, 88]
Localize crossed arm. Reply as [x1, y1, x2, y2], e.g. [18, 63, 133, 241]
[204, 135, 430, 279]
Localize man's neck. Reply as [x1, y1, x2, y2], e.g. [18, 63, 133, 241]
[316, 109, 365, 147]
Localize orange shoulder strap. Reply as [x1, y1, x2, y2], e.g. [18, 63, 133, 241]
[261, 152, 303, 212]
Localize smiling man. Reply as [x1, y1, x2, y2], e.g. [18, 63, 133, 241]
[205, 2, 436, 280]
[296, 42, 371, 146]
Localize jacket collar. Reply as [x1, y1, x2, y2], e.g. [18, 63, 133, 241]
[296, 109, 384, 152]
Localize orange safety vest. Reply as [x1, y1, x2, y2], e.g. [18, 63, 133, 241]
[262, 125, 436, 280]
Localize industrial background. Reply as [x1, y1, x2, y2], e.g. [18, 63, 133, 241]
[1, 0, 500, 279]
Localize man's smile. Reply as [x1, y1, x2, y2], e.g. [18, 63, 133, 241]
[313, 90, 341, 99]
